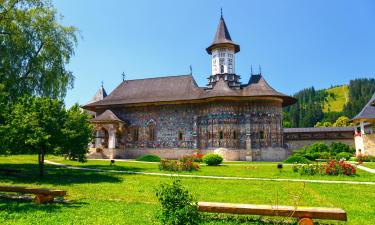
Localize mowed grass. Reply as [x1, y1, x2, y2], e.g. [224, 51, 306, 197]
[47, 156, 375, 182]
[0, 155, 373, 225]
[323, 85, 349, 113]
[363, 162, 375, 169]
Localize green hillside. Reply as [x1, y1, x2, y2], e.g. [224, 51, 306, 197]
[283, 78, 375, 128]
[323, 85, 349, 112]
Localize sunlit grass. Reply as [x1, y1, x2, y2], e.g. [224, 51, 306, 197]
[0, 155, 374, 224]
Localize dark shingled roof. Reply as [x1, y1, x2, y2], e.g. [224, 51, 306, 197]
[206, 16, 240, 54]
[284, 126, 354, 133]
[91, 109, 126, 123]
[83, 74, 296, 110]
[352, 92, 375, 122]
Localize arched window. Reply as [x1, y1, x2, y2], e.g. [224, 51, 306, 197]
[220, 65, 224, 74]
[178, 131, 183, 141]
[259, 131, 264, 140]
[147, 120, 156, 141]
[219, 131, 223, 140]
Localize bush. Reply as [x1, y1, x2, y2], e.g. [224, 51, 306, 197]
[203, 154, 223, 166]
[325, 160, 356, 176]
[136, 154, 161, 162]
[155, 179, 200, 225]
[319, 151, 331, 159]
[284, 155, 310, 164]
[180, 155, 203, 163]
[335, 152, 353, 161]
[159, 159, 199, 172]
[292, 164, 325, 175]
[330, 142, 355, 155]
[305, 142, 329, 154]
[357, 154, 375, 162]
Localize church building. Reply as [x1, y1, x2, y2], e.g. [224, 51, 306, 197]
[82, 15, 297, 161]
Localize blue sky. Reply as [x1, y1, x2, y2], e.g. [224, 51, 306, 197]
[53, 0, 375, 107]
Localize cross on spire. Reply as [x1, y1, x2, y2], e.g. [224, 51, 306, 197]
[220, 7, 223, 18]
[122, 72, 126, 81]
[101, 81, 104, 89]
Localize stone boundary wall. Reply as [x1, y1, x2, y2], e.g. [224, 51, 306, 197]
[285, 139, 354, 151]
[88, 147, 290, 162]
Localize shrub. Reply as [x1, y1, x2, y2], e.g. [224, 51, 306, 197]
[357, 154, 375, 162]
[325, 160, 356, 176]
[136, 154, 161, 162]
[203, 154, 223, 166]
[155, 179, 200, 225]
[335, 152, 352, 161]
[292, 164, 325, 175]
[305, 142, 329, 154]
[180, 155, 203, 163]
[159, 159, 199, 172]
[284, 155, 310, 164]
[330, 142, 355, 155]
[319, 151, 331, 159]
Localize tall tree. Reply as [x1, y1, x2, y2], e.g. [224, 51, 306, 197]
[6, 97, 93, 176]
[60, 104, 93, 162]
[0, 0, 78, 100]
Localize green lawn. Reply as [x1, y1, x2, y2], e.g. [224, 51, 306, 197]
[47, 157, 375, 182]
[0, 155, 374, 225]
[363, 162, 375, 169]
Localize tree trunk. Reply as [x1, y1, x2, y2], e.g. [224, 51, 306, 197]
[39, 148, 45, 177]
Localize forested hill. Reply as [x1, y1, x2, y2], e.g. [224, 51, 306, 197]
[283, 78, 375, 128]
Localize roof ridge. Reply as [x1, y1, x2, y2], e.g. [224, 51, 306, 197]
[124, 74, 192, 82]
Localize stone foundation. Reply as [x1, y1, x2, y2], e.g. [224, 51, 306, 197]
[88, 147, 291, 161]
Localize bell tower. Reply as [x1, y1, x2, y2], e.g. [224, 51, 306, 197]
[206, 12, 241, 89]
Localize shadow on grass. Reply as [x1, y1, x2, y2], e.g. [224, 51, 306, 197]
[76, 164, 148, 173]
[0, 163, 123, 185]
[0, 197, 87, 214]
[202, 213, 297, 225]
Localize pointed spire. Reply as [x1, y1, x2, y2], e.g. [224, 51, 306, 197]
[206, 12, 240, 54]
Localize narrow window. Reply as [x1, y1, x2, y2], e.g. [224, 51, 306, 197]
[133, 127, 139, 141]
[220, 65, 224, 74]
[178, 132, 183, 141]
[219, 131, 223, 140]
[233, 130, 237, 139]
[148, 125, 156, 141]
[259, 131, 264, 139]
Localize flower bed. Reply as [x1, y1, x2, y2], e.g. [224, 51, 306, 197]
[292, 160, 356, 176]
[159, 159, 199, 172]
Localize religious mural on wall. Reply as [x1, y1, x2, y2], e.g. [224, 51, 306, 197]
[108, 99, 283, 150]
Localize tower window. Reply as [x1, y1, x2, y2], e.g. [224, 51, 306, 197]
[219, 131, 223, 140]
[178, 131, 183, 141]
[220, 65, 224, 74]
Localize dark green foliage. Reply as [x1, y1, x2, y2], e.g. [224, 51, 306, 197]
[284, 155, 310, 164]
[330, 142, 355, 155]
[60, 104, 93, 162]
[296, 142, 354, 162]
[155, 179, 200, 225]
[335, 152, 353, 160]
[283, 87, 326, 127]
[2, 97, 92, 176]
[203, 153, 223, 166]
[343, 78, 375, 118]
[136, 154, 161, 162]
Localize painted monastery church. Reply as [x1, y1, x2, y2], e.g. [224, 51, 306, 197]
[83, 15, 298, 161]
